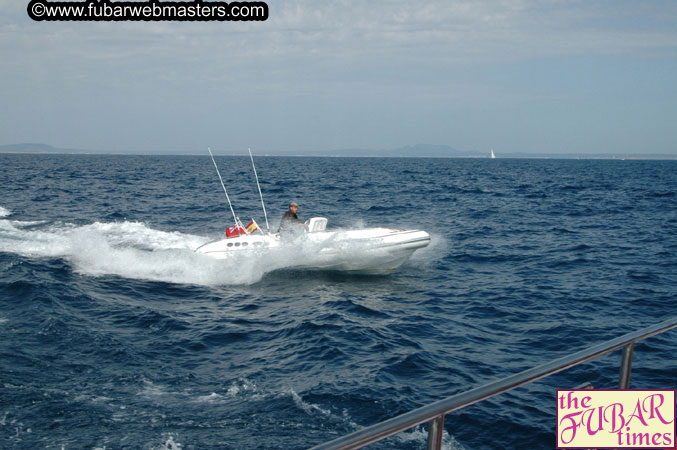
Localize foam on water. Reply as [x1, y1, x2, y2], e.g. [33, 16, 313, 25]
[226, 379, 258, 397]
[0, 206, 10, 218]
[193, 380, 259, 403]
[194, 392, 224, 403]
[289, 389, 333, 417]
[393, 426, 466, 450]
[0, 212, 273, 285]
[152, 434, 183, 450]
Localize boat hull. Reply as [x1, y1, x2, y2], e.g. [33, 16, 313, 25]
[195, 228, 430, 274]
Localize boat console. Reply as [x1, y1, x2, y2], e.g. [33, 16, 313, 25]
[305, 217, 328, 233]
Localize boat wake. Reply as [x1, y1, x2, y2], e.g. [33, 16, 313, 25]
[0, 208, 438, 286]
[0, 209, 275, 285]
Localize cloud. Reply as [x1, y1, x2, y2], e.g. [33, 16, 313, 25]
[1, 0, 676, 153]
[3, 0, 676, 80]
[259, 1, 677, 61]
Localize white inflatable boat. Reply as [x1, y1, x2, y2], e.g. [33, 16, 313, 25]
[196, 217, 430, 273]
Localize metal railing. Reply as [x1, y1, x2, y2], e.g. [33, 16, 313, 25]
[311, 317, 677, 450]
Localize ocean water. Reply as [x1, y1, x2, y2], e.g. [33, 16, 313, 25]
[0, 154, 676, 449]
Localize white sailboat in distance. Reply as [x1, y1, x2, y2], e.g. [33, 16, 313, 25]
[490, 149, 496, 159]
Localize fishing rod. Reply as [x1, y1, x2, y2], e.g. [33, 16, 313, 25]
[208, 147, 239, 227]
[248, 147, 270, 233]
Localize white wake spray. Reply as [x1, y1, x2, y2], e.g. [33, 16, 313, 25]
[0, 212, 271, 285]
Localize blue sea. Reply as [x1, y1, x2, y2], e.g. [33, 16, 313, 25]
[1, 154, 676, 449]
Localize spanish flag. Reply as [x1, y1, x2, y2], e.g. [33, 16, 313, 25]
[245, 219, 259, 234]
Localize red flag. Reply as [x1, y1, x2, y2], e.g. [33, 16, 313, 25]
[225, 223, 246, 238]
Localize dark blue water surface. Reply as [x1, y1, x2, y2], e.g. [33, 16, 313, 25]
[1, 154, 676, 449]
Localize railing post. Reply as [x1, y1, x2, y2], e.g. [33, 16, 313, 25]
[619, 343, 634, 389]
[426, 415, 445, 450]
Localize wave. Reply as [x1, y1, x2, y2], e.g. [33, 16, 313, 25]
[394, 426, 466, 450]
[138, 379, 465, 449]
[150, 434, 183, 450]
[649, 191, 675, 198]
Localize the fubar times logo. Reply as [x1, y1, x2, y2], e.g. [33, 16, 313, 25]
[557, 389, 676, 448]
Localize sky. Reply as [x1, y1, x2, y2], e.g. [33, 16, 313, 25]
[1, 0, 677, 155]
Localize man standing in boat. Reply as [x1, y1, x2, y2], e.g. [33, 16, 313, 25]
[278, 201, 306, 235]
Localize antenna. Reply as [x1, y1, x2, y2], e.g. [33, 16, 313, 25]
[208, 147, 238, 226]
[248, 147, 270, 232]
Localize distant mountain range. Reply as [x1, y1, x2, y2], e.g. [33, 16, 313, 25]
[0, 142, 477, 157]
[278, 144, 480, 158]
[1, 142, 675, 159]
[0, 143, 90, 154]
